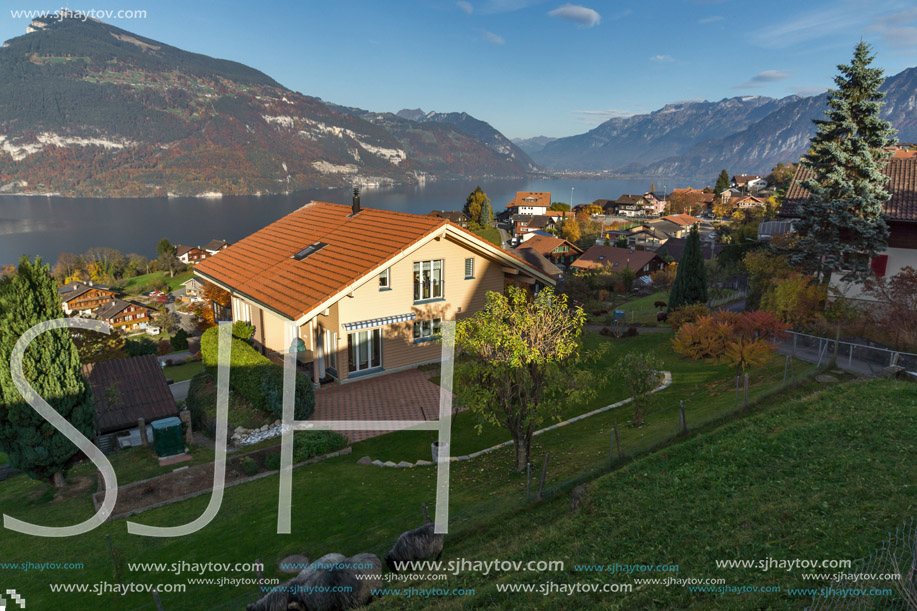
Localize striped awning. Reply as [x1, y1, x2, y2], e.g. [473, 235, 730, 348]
[343, 313, 416, 332]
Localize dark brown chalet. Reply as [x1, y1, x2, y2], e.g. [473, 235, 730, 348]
[58, 282, 116, 316]
[96, 299, 155, 332]
[175, 245, 208, 265]
[516, 234, 583, 267]
[781, 158, 917, 296]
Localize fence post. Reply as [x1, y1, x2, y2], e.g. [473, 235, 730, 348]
[678, 400, 687, 435]
[833, 325, 840, 365]
[536, 453, 550, 501]
[152, 588, 164, 611]
[792, 333, 797, 357]
[848, 344, 854, 369]
[613, 420, 623, 459]
[783, 355, 790, 384]
[743, 373, 749, 408]
[526, 462, 531, 500]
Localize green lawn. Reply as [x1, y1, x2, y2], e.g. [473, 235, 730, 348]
[589, 290, 670, 325]
[375, 378, 917, 610]
[118, 270, 193, 296]
[0, 332, 820, 609]
[471, 225, 502, 247]
[162, 360, 204, 383]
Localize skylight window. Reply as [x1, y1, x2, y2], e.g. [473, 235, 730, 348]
[292, 242, 327, 261]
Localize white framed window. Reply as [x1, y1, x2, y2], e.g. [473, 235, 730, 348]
[464, 257, 474, 279]
[413, 318, 442, 341]
[379, 267, 391, 289]
[413, 260, 443, 301]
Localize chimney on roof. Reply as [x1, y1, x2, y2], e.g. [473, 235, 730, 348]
[352, 187, 361, 215]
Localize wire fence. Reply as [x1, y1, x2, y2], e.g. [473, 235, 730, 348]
[807, 517, 917, 611]
[784, 331, 917, 374]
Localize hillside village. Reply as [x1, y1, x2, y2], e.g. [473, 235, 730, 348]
[0, 13, 915, 611]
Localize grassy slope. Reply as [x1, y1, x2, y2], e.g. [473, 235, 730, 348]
[0, 332, 814, 609]
[376, 379, 917, 610]
[471, 226, 502, 247]
[162, 360, 204, 383]
[118, 270, 193, 295]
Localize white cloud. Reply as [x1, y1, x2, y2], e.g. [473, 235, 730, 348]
[868, 8, 917, 50]
[572, 109, 634, 125]
[649, 54, 674, 62]
[477, 0, 542, 14]
[752, 7, 863, 49]
[734, 70, 791, 89]
[548, 4, 601, 28]
[457, 1, 473, 14]
[698, 15, 723, 24]
[481, 30, 505, 44]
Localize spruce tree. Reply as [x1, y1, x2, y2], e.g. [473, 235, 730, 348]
[668, 225, 708, 312]
[789, 42, 896, 284]
[0, 257, 95, 488]
[479, 198, 495, 226]
[714, 169, 730, 196]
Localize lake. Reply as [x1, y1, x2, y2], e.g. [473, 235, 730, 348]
[0, 176, 675, 265]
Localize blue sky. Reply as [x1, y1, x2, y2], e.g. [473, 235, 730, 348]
[3, 0, 917, 139]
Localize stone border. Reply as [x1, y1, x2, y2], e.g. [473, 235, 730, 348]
[95, 447, 352, 520]
[358, 371, 673, 468]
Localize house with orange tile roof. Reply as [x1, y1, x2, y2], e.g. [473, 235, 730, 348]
[659, 213, 702, 228]
[194, 196, 556, 384]
[506, 191, 551, 215]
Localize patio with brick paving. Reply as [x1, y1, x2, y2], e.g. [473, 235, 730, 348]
[313, 369, 444, 442]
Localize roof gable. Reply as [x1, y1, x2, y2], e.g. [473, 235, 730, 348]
[82, 355, 177, 434]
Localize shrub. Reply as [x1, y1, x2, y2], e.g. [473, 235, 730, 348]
[200, 325, 315, 420]
[264, 452, 281, 471]
[292, 431, 347, 463]
[157, 340, 171, 356]
[239, 456, 258, 477]
[170, 328, 190, 351]
[186, 372, 213, 435]
[125, 336, 157, 356]
[668, 303, 711, 331]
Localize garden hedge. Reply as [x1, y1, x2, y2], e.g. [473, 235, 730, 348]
[200, 322, 315, 421]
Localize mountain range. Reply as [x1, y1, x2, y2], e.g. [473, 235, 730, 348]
[0, 14, 534, 197]
[532, 67, 917, 179]
[2, 12, 917, 196]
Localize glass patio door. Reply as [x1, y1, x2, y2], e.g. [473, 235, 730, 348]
[348, 328, 382, 373]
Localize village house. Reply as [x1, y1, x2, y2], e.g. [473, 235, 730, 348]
[175, 245, 208, 265]
[735, 195, 767, 209]
[513, 214, 557, 236]
[82, 354, 179, 452]
[506, 191, 551, 216]
[203, 239, 231, 256]
[193, 197, 555, 384]
[658, 213, 702, 229]
[96, 299, 156, 332]
[58, 281, 116, 316]
[428, 210, 470, 228]
[570, 245, 666, 276]
[515, 233, 583, 267]
[731, 174, 767, 192]
[181, 277, 205, 299]
[781, 157, 917, 302]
